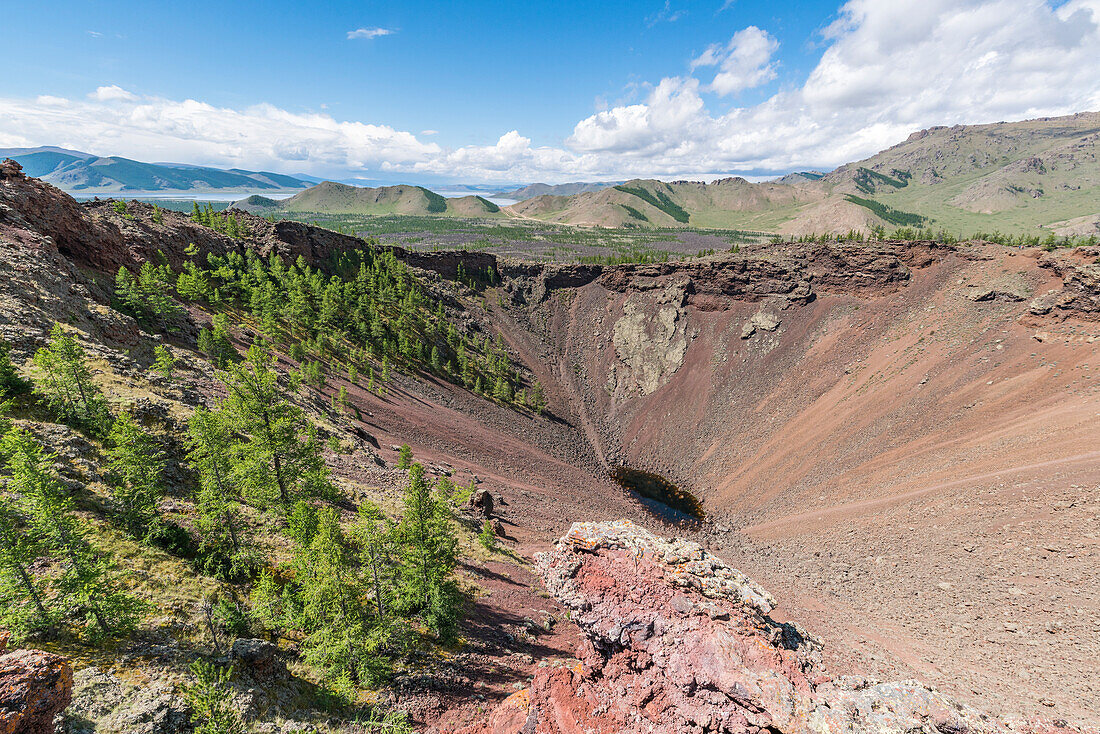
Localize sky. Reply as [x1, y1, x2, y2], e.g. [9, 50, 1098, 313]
[1, 0, 1099, 184]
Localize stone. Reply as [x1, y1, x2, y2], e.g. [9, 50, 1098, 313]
[0, 645, 73, 734]
[447, 521, 1096, 734]
[468, 488, 494, 517]
[64, 667, 191, 734]
[231, 638, 287, 683]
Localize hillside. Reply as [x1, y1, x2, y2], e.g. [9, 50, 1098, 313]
[243, 180, 504, 217]
[1, 161, 1098, 731]
[492, 181, 620, 200]
[502, 112, 1100, 237]
[0, 146, 311, 193]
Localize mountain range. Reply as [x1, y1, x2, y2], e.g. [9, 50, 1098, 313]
[225, 112, 1100, 237]
[503, 112, 1100, 235]
[0, 146, 312, 193]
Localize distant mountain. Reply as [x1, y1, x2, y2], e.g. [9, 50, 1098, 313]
[0, 147, 312, 193]
[502, 112, 1100, 236]
[235, 181, 503, 217]
[494, 181, 621, 200]
[773, 171, 825, 185]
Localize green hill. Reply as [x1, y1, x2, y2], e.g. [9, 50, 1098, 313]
[250, 181, 506, 218]
[502, 111, 1100, 237]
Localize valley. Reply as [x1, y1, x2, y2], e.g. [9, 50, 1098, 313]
[0, 156, 1097, 732]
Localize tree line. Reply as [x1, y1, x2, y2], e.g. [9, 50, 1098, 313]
[116, 238, 547, 412]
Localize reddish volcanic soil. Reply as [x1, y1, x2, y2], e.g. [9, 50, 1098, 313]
[399, 243, 1100, 727]
[4, 165, 1095, 729]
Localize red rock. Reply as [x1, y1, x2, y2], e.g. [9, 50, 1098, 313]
[0, 645, 74, 734]
[447, 521, 1098, 734]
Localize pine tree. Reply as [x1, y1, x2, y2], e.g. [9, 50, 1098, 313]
[0, 490, 55, 638]
[0, 340, 30, 399]
[32, 324, 112, 435]
[296, 507, 382, 684]
[187, 408, 253, 579]
[396, 444, 412, 471]
[191, 202, 203, 223]
[105, 412, 164, 539]
[152, 345, 177, 381]
[220, 345, 332, 506]
[197, 314, 235, 368]
[1, 427, 140, 639]
[353, 502, 394, 623]
[394, 463, 459, 637]
[183, 660, 247, 734]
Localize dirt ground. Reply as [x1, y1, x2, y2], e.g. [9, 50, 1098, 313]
[376, 244, 1099, 729]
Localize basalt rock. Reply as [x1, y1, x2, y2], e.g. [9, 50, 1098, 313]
[453, 521, 1096, 734]
[0, 640, 74, 734]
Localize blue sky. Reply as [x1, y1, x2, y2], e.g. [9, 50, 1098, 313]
[1, 0, 1098, 183]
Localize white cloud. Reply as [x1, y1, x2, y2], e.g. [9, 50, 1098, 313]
[691, 25, 779, 96]
[347, 27, 395, 40]
[646, 1, 686, 27]
[90, 85, 136, 102]
[565, 0, 1100, 175]
[421, 129, 439, 136]
[3, 0, 1100, 182]
[0, 91, 441, 174]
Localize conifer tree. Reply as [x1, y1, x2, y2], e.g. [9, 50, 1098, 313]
[394, 463, 458, 637]
[105, 412, 164, 538]
[152, 345, 177, 381]
[296, 507, 381, 684]
[0, 340, 30, 399]
[1, 427, 140, 639]
[187, 407, 252, 578]
[32, 324, 112, 435]
[353, 502, 394, 622]
[0, 491, 54, 638]
[220, 345, 332, 506]
[197, 314, 235, 368]
[396, 444, 412, 471]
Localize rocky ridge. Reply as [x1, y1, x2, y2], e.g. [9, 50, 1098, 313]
[456, 521, 1096, 734]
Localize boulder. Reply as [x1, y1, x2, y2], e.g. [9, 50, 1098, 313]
[0, 643, 73, 734]
[468, 488, 494, 517]
[231, 638, 287, 683]
[64, 667, 191, 734]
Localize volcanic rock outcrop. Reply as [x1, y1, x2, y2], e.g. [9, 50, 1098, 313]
[457, 521, 1094, 734]
[0, 633, 74, 734]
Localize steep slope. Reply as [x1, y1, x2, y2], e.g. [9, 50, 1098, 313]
[487, 238, 1100, 723]
[0, 147, 311, 192]
[493, 181, 619, 200]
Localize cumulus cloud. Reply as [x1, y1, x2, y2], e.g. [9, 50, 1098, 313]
[565, 0, 1100, 175]
[3, 0, 1100, 181]
[0, 92, 442, 174]
[347, 27, 395, 40]
[691, 26, 778, 96]
[90, 85, 136, 102]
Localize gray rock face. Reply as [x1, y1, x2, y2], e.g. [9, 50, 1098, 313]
[64, 667, 192, 734]
[612, 284, 688, 395]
